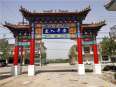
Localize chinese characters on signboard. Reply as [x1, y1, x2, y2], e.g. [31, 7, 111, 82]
[43, 28, 69, 34]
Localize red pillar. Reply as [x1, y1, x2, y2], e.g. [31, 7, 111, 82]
[30, 39, 35, 65]
[77, 37, 83, 64]
[77, 22, 83, 64]
[13, 46, 19, 65]
[93, 44, 99, 64]
[29, 22, 35, 65]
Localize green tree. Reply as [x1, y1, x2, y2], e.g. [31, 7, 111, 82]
[41, 42, 47, 65]
[0, 39, 10, 64]
[100, 37, 116, 58]
[68, 45, 77, 64]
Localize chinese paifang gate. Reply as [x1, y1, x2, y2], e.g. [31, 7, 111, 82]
[3, 6, 106, 76]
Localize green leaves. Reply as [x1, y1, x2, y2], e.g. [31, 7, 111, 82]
[0, 39, 9, 60]
[100, 37, 116, 57]
[68, 45, 77, 59]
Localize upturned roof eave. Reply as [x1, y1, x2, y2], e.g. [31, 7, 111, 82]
[3, 21, 105, 33]
[19, 6, 91, 21]
[82, 21, 106, 30]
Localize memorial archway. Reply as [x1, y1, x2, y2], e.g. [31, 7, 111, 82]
[3, 6, 105, 76]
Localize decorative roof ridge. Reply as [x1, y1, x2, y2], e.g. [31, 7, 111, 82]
[79, 5, 91, 13]
[4, 21, 29, 26]
[20, 6, 32, 14]
[3, 21, 15, 27]
[19, 5, 91, 14]
[84, 20, 106, 25]
[82, 20, 106, 29]
[92, 20, 105, 25]
[3, 21, 30, 29]
[4, 21, 12, 25]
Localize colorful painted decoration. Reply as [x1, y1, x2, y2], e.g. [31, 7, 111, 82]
[69, 27, 76, 34]
[42, 34, 70, 39]
[17, 42, 30, 47]
[82, 41, 95, 45]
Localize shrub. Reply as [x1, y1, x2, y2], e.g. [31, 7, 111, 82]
[85, 69, 93, 72]
[103, 65, 116, 71]
[103, 65, 111, 71]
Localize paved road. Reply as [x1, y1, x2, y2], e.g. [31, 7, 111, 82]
[0, 63, 115, 87]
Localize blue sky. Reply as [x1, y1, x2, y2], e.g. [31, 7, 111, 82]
[0, 0, 116, 59]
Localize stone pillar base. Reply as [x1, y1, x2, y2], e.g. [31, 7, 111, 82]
[11, 65, 21, 76]
[28, 65, 35, 76]
[78, 64, 85, 75]
[94, 64, 102, 74]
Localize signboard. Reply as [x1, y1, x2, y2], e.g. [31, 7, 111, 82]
[42, 24, 70, 39]
[36, 23, 77, 39]
[43, 28, 69, 34]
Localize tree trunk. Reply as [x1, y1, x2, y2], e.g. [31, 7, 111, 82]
[71, 56, 75, 65]
[22, 49, 26, 65]
[22, 56, 25, 65]
[6, 58, 8, 65]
